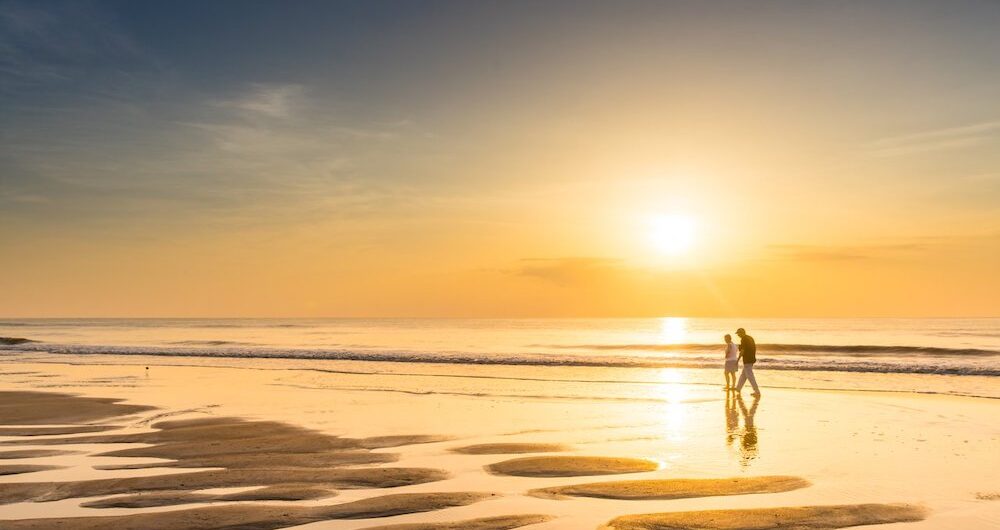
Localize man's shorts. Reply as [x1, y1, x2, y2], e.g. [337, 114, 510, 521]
[725, 360, 739, 373]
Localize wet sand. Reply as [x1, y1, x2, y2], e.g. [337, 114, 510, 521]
[0, 391, 493, 528]
[451, 444, 569, 455]
[0, 464, 61, 476]
[0, 449, 78, 459]
[530, 476, 810, 500]
[0, 355, 996, 529]
[0, 395, 450, 506]
[361, 514, 554, 530]
[0, 425, 117, 436]
[79, 484, 342, 508]
[486, 456, 660, 477]
[601, 503, 927, 529]
[0, 391, 152, 424]
[2, 492, 495, 530]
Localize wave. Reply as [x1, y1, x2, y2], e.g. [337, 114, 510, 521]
[0, 337, 35, 345]
[0, 321, 304, 329]
[2, 342, 998, 376]
[537, 343, 1000, 357]
[167, 340, 258, 346]
[6, 335, 995, 357]
[931, 331, 1000, 338]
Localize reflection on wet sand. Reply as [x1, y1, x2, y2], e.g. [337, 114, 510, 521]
[0, 368, 948, 530]
[726, 393, 760, 467]
[725, 392, 739, 445]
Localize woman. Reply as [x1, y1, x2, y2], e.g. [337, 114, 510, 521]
[723, 333, 738, 390]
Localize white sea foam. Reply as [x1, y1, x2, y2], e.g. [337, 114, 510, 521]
[2, 342, 998, 376]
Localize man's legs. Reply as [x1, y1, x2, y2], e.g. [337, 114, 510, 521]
[736, 363, 760, 394]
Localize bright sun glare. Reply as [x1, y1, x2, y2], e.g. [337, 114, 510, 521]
[648, 214, 696, 255]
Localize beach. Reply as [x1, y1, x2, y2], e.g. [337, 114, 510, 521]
[0, 319, 998, 529]
[0, 322, 997, 530]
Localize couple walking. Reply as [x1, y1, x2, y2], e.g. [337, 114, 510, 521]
[723, 327, 760, 396]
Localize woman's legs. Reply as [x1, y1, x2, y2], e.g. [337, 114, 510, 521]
[724, 364, 736, 389]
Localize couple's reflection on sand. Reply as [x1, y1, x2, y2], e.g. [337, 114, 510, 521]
[726, 392, 760, 467]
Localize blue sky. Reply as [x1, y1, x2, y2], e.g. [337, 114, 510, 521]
[2, 0, 999, 316]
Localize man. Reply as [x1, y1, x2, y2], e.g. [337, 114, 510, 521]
[735, 327, 761, 396]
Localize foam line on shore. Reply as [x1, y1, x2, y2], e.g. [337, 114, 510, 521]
[3, 343, 999, 376]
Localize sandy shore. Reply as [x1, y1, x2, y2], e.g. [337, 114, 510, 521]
[0, 353, 997, 528]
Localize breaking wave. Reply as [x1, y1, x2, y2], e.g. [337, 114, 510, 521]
[539, 343, 1000, 357]
[1, 341, 998, 376]
[167, 340, 259, 346]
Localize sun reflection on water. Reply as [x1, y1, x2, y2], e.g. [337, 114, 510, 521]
[656, 368, 690, 442]
[658, 317, 689, 344]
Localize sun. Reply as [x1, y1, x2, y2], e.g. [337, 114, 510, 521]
[648, 214, 696, 255]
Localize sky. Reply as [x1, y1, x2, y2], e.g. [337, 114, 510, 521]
[1, 0, 998, 318]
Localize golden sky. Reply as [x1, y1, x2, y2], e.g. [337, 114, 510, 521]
[1, 1, 998, 317]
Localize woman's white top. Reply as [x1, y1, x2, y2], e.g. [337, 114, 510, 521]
[725, 343, 739, 361]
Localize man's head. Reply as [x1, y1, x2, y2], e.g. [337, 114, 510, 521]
[724, 334, 732, 343]
[736, 328, 746, 338]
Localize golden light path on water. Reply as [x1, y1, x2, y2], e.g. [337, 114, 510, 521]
[653, 318, 693, 444]
[655, 368, 691, 444]
[658, 316, 689, 344]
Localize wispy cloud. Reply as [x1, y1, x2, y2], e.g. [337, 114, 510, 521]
[0, 1, 143, 91]
[507, 257, 625, 285]
[0, 190, 49, 205]
[214, 84, 304, 118]
[1, 71, 430, 236]
[867, 120, 1000, 157]
[767, 243, 927, 262]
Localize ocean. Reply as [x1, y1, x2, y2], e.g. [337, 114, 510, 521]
[2, 317, 998, 378]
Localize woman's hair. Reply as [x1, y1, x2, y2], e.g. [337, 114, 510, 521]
[724, 334, 732, 341]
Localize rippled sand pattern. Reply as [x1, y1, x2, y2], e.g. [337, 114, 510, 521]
[486, 456, 660, 477]
[530, 476, 810, 500]
[601, 504, 927, 530]
[0, 391, 930, 529]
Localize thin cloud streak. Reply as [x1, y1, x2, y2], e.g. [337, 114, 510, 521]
[508, 257, 624, 286]
[867, 120, 1000, 157]
[766, 243, 928, 262]
[214, 83, 304, 118]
